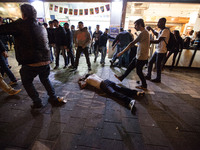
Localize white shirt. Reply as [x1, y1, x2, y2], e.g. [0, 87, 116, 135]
[134, 29, 150, 60]
[155, 28, 170, 53]
[85, 74, 103, 89]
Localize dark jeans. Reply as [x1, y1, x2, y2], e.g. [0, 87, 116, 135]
[55, 46, 68, 67]
[94, 43, 100, 60]
[0, 55, 16, 82]
[162, 51, 179, 68]
[67, 48, 75, 66]
[120, 57, 148, 87]
[74, 46, 91, 69]
[100, 80, 137, 106]
[147, 52, 166, 80]
[20, 65, 56, 104]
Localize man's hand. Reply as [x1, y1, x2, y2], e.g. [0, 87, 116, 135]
[146, 26, 152, 31]
[2, 51, 8, 58]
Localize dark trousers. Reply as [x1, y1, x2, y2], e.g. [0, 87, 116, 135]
[147, 52, 166, 80]
[94, 43, 100, 60]
[55, 46, 68, 67]
[20, 65, 56, 104]
[100, 80, 137, 106]
[67, 48, 75, 66]
[74, 46, 91, 69]
[121, 57, 148, 87]
[162, 51, 179, 68]
[0, 55, 16, 82]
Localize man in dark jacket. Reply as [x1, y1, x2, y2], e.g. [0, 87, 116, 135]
[64, 22, 74, 68]
[47, 21, 56, 63]
[99, 28, 115, 66]
[53, 19, 68, 69]
[0, 4, 66, 109]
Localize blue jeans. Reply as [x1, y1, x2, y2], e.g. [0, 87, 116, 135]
[20, 64, 57, 104]
[49, 44, 55, 62]
[147, 52, 166, 80]
[0, 55, 16, 82]
[100, 46, 107, 64]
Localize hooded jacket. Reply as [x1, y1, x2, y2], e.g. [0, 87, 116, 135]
[73, 27, 91, 48]
[0, 18, 50, 65]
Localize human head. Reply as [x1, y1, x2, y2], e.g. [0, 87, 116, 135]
[78, 74, 92, 89]
[43, 23, 48, 28]
[71, 25, 75, 30]
[96, 25, 100, 31]
[105, 28, 109, 34]
[134, 19, 145, 31]
[157, 17, 166, 29]
[120, 27, 124, 32]
[189, 30, 194, 36]
[128, 29, 131, 33]
[88, 26, 91, 30]
[53, 19, 59, 28]
[20, 4, 37, 20]
[78, 21, 84, 30]
[173, 30, 180, 38]
[64, 22, 69, 29]
[48, 21, 54, 28]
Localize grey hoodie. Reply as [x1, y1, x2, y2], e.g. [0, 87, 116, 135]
[73, 27, 91, 48]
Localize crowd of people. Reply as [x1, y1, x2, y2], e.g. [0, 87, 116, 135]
[0, 4, 200, 112]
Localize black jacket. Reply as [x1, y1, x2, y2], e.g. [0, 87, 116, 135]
[0, 40, 6, 54]
[47, 28, 55, 44]
[99, 33, 115, 47]
[0, 18, 50, 65]
[112, 31, 133, 47]
[65, 28, 72, 49]
[54, 25, 68, 46]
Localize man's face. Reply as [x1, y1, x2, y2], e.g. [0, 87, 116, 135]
[49, 23, 54, 28]
[96, 26, 99, 31]
[71, 26, 74, 30]
[53, 22, 58, 27]
[78, 23, 83, 29]
[134, 23, 139, 31]
[64, 24, 69, 29]
[157, 19, 164, 28]
[105, 30, 108, 34]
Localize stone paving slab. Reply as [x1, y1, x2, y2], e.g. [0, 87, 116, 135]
[0, 52, 200, 149]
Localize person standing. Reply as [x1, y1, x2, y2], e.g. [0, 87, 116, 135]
[47, 21, 56, 63]
[0, 4, 66, 108]
[73, 21, 91, 71]
[92, 25, 102, 62]
[53, 19, 68, 69]
[64, 23, 74, 68]
[114, 19, 150, 90]
[99, 28, 115, 66]
[145, 18, 170, 83]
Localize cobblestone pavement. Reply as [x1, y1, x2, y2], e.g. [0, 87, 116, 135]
[0, 51, 200, 150]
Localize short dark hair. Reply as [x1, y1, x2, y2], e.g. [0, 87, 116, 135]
[64, 22, 69, 26]
[53, 19, 59, 23]
[20, 4, 37, 19]
[120, 27, 124, 32]
[105, 28, 109, 31]
[78, 21, 83, 24]
[96, 25, 100, 27]
[160, 17, 166, 24]
[71, 25, 75, 27]
[48, 21, 53, 24]
[43, 23, 47, 26]
[134, 19, 145, 27]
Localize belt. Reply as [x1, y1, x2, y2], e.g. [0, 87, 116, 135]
[27, 61, 50, 67]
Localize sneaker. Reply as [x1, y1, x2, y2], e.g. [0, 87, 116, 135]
[135, 85, 147, 90]
[54, 66, 59, 69]
[8, 89, 21, 95]
[57, 96, 67, 103]
[68, 65, 74, 69]
[129, 100, 136, 112]
[151, 78, 161, 83]
[9, 81, 18, 86]
[31, 102, 44, 109]
[88, 67, 92, 71]
[114, 74, 123, 82]
[145, 75, 151, 80]
[110, 60, 114, 67]
[63, 65, 67, 69]
[137, 91, 145, 97]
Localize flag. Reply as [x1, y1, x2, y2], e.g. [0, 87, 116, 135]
[54, 5, 58, 12]
[79, 9, 83, 15]
[90, 8, 94, 15]
[105, 4, 110, 11]
[64, 8, 68, 14]
[69, 9, 73, 15]
[84, 9, 88, 15]
[74, 9, 78, 15]
[95, 7, 99, 14]
[49, 4, 53, 11]
[59, 7, 63, 13]
[100, 6, 104, 13]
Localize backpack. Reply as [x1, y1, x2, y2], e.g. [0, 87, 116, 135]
[164, 29, 176, 51]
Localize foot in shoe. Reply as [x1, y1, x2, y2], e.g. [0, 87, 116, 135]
[88, 67, 92, 71]
[129, 100, 136, 112]
[137, 91, 145, 96]
[151, 78, 161, 83]
[145, 75, 151, 80]
[8, 89, 22, 95]
[135, 85, 147, 90]
[63, 66, 67, 69]
[54, 66, 59, 69]
[114, 74, 123, 82]
[31, 102, 44, 109]
[9, 81, 18, 86]
[57, 96, 67, 103]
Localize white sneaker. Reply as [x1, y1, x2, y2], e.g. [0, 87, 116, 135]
[129, 100, 136, 112]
